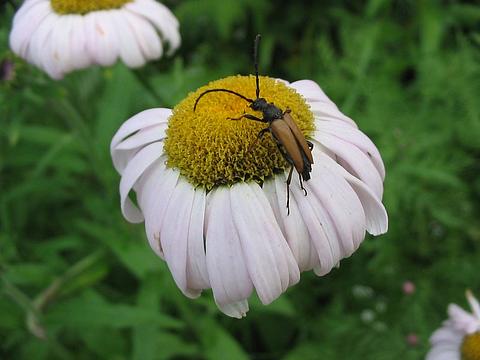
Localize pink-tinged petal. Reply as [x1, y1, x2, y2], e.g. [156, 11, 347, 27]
[119, 142, 163, 223]
[160, 178, 200, 298]
[125, 0, 180, 54]
[230, 183, 300, 304]
[466, 290, 480, 321]
[137, 164, 179, 259]
[205, 187, 253, 313]
[315, 119, 385, 180]
[84, 11, 119, 66]
[263, 175, 314, 271]
[110, 11, 145, 67]
[448, 304, 480, 334]
[308, 101, 358, 128]
[309, 158, 367, 256]
[124, 11, 163, 60]
[10, 1, 50, 58]
[111, 108, 171, 173]
[314, 150, 388, 235]
[185, 189, 210, 290]
[289, 79, 334, 103]
[314, 131, 384, 199]
[218, 300, 249, 319]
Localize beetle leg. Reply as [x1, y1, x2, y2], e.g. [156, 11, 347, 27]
[227, 113, 267, 122]
[257, 127, 271, 139]
[298, 173, 307, 196]
[306, 140, 314, 150]
[286, 166, 294, 215]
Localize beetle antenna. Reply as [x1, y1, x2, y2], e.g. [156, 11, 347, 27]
[254, 34, 261, 99]
[194, 89, 254, 111]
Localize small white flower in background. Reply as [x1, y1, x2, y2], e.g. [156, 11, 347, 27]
[9, 0, 180, 79]
[110, 76, 388, 318]
[427, 290, 480, 360]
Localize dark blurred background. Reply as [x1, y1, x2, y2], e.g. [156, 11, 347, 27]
[1, 0, 480, 359]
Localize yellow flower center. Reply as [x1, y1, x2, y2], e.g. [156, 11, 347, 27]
[164, 75, 315, 189]
[50, 0, 131, 14]
[462, 332, 480, 360]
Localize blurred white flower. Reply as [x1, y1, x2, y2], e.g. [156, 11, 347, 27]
[9, 0, 180, 79]
[110, 76, 388, 318]
[427, 290, 480, 360]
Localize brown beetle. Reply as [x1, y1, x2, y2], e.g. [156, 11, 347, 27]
[194, 35, 314, 213]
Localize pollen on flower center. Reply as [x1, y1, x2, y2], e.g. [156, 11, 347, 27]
[164, 75, 315, 189]
[50, 0, 132, 14]
[462, 332, 480, 360]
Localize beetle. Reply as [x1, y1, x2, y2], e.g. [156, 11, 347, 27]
[193, 34, 314, 213]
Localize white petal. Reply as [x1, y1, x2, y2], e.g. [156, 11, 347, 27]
[110, 11, 145, 67]
[289, 79, 335, 103]
[314, 131, 384, 199]
[309, 159, 367, 256]
[466, 290, 480, 321]
[160, 178, 199, 298]
[448, 304, 480, 334]
[290, 177, 337, 276]
[314, 150, 388, 235]
[185, 189, 210, 290]
[315, 118, 385, 180]
[124, 11, 162, 60]
[126, 0, 180, 54]
[111, 108, 171, 173]
[84, 11, 119, 66]
[263, 175, 314, 271]
[205, 187, 253, 312]
[308, 101, 358, 128]
[137, 165, 179, 258]
[10, 1, 51, 58]
[119, 142, 164, 223]
[230, 183, 300, 304]
[218, 300, 249, 319]
[115, 123, 168, 150]
[69, 15, 91, 69]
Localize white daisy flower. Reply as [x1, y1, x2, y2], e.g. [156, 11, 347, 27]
[110, 74, 388, 318]
[427, 290, 480, 360]
[9, 0, 180, 79]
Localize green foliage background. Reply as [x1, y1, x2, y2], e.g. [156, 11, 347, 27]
[1, 0, 480, 359]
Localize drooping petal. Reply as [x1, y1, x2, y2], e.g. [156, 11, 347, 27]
[205, 186, 253, 317]
[313, 149, 388, 235]
[314, 131, 384, 199]
[119, 142, 164, 223]
[160, 177, 200, 298]
[308, 101, 358, 128]
[230, 182, 300, 304]
[263, 175, 315, 271]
